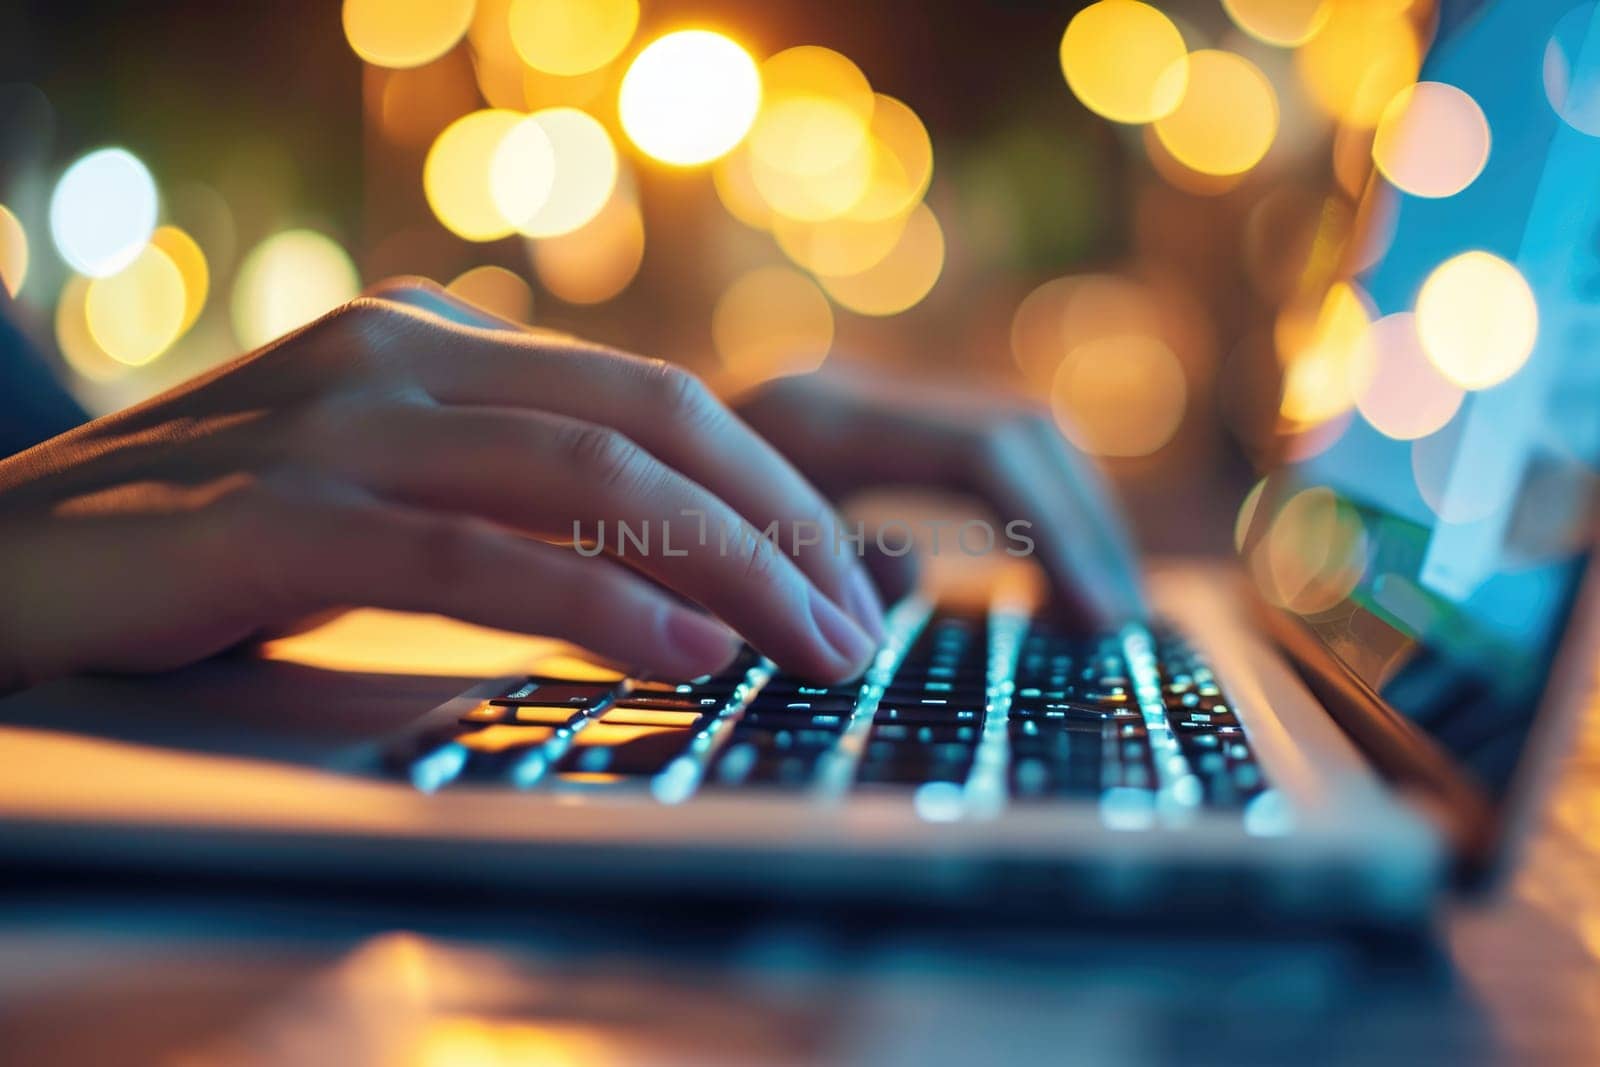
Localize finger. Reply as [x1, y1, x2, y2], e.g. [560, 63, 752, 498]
[366, 277, 575, 344]
[373, 282, 884, 641]
[1025, 419, 1147, 619]
[251, 486, 746, 681]
[313, 404, 877, 683]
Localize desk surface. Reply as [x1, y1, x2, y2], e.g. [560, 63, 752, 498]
[1, 615, 1598, 1067]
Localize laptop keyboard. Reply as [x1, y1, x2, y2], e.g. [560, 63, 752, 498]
[389, 603, 1270, 818]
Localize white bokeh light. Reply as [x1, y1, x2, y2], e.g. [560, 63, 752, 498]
[49, 147, 159, 277]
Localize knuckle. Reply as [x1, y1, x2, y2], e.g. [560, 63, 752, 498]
[322, 298, 418, 377]
[738, 530, 785, 589]
[362, 275, 445, 303]
[649, 361, 719, 426]
[560, 423, 645, 492]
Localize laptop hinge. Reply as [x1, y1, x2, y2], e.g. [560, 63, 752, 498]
[1254, 601, 1500, 882]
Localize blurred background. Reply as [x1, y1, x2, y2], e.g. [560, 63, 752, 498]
[0, 0, 1451, 555]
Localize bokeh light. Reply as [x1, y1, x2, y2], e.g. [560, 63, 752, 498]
[749, 47, 874, 181]
[1372, 82, 1489, 198]
[1223, 0, 1332, 47]
[713, 265, 833, 382]
[342, 0, 474, 69]
[1143, 125, 1246, 197]
[749, 136, 872, 222]
[425, 109, 526, 241]
[508, 0, 638, 76]
[506, 108, 617, 238]
[231, 229, 361, 350]
[49, 147, 159, 277]
[853, 94, 935, 221]
[84, 243, 187, 366]
[1277, 281, 1375, 425]
[1234, 478, 1267, 553]
[817, 202, 944, 315]
[1051, 334, 1187, 457]
[772, 209, 909, 277]
[712, 147, 773, 229]
[1010, 276, 1081, 386]
[522, 62, 615, 110]
[1261, 486, 1367, 615]
[1356, 312, 1464, 440]
[148, 225, 209, 332]
[486, 115, 558, 234]
[1295, 3, 1421, 128]
[468, 0, 531, 109]
[1012, 274, 1153, 385]
[1152, 50, 1278, 177]
[1415, 250, 1537, 390]
[55, 275, 126, 382]
[531, 187, 645, 304]
[447, 264, 535, 324]
[1544, 3, 1600, 136]
[0, 204, 26, 296]
[1059, 0, 1189, 125]
[377, 51, 483, 149]
[1410, 414, 1504, 524]
[619, 31, 761, 166]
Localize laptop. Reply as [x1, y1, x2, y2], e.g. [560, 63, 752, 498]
[1, 0, 1596, 927]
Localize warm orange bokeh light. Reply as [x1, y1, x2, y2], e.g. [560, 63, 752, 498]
[713, 265, 834, 382]
[342, 0, 474, 69]
[1060, 0, 1189, 125]
[447, 264, 535, 324]
[1051, 334, 1187, 458]
[1296, 3, 1421, 128]
[817, 202, 944, 315]
[0, 204, 27, 297]
[1152, 50, 1278, 177]
[508, 0, 638, 77]
[532, 189, 645, 304]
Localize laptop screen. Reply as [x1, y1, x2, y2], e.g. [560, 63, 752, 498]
[1246, 0, 1600, 800]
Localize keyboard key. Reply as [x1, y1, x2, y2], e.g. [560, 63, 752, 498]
[740, 709, 849, 730]
[855, 759, 968, 785]
[490, 682, 614, 708]
[1008, 701, 1105, 721]
[510, 704, 588, 726]
[1009, 754, 1102, 798]
[456, 724, 557, 755]
[599, 706, 707, 728]
[556, 723, 696, 775]
[869, 723, 979, 744]
[745, 695, 859, 715]
[609, 695, 722, 712]
[874, 704, 983, 725]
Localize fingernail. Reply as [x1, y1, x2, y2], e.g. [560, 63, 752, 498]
[662, 609, 740, 678]
[809, 586, 877, 677]
[843, 567, 886, 642]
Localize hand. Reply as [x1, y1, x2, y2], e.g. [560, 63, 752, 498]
[0, 281, 885, 692]
[732, 366, 1146, 626]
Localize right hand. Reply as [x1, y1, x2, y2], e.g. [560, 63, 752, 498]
[0, 281, 884, 692]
